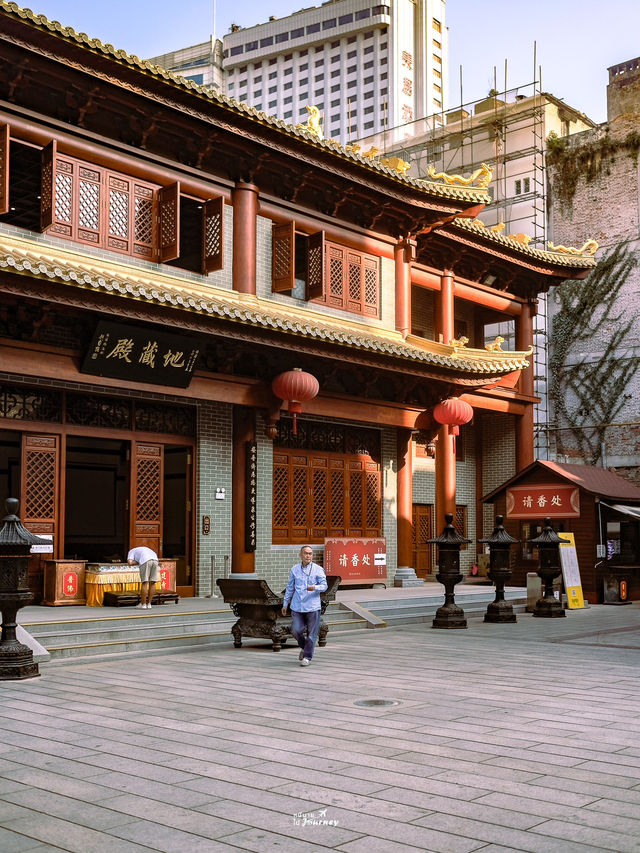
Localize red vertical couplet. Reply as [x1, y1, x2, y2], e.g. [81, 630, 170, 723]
[232, 407, 256, 574]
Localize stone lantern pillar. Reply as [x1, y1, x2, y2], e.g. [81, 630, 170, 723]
[531, 517, 568, 618]
[0, 498, 49, 680]
[428, 512, 471, 628]
[478, 515, 519, 623]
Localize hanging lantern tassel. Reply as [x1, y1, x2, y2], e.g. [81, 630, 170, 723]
[271, 368, 320, 436]
[432, 398, 474, 448]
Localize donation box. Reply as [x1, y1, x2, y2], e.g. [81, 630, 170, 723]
[324, 538, 387, 585]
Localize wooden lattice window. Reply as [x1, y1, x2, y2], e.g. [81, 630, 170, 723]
[33, 146, 224, 271]
[271, 222, 379, 317]
[272, 448, 381, 544]
[43, 151, 158, 260]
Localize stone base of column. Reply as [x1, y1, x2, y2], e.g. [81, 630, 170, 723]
[228, 572, 260, 580]
[484, 601, 517, 623]
[0, 641, 40, 681]
[393, 567, 423, 587]
[432, 603, 467, 629]
[532, 597, 566, 618]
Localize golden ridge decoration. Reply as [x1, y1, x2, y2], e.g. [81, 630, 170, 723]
[508, 233, 533, 246]
[296, 105, 323, 139]
[450, 336, 469, 349]
[485, 336, 505, 352]
[490, 222, 505, 234]
[380, 156, 411, 177]
[547, 239, 599, 256]
[427, 162, 493, 188]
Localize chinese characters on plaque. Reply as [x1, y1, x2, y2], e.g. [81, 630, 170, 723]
[505, 485, 580, 519]
[324, 538, 386, 585]
[82, 321, 200, 388]
[245, 440, 257, 552]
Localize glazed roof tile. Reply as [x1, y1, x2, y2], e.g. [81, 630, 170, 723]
[0, 232, 530, 377]
[453, 219, 597, 268]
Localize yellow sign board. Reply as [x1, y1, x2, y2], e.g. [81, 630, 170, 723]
[559, 532, 586, 609]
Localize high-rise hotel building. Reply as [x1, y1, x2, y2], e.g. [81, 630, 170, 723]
[149, 0, 447, 144]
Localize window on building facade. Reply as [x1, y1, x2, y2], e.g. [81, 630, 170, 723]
[355, 9, 371, 19]
[434, 84, 441, 94]
[261, 37, 274, 47]
[364, 46, 374, 55]
[364, 60, 374, 69]
[331, 84, 340, 92]
[331, 54, 341, 63]
[433, 38, 441, 49]
[284, 81, 293, 90]
[230, 45, 243, 56]
[307, 23, 320, 34]
[373, 4, 390, 13]
[364, 105, 374, 114]
[284, 111, 292, 119]
[331, 98, 340, 107]
[433, 18, 442, 33]
[433, 98, 442, 107]
[300, 49, 308, 57]
[347, 50, 357, 59]
[347, 65, 357, 75]
[364, 30, 374, 39]
[0, 140, 225, 274]
[364, 121, 374, 129]
[299, 63, 308, 71]
[299, 92, 308, 101]
[284, 67, 293, 75]
[331, 40, 340, 48]
[323, 18, 337, 29]
[524, 177, 530, 193]
[268, 85, 277, 94]
[433, 53, 441, 64]
[276, 32, 289, 44]
[339, 13, 354, 24]
[292, 27, 304, 38]
[246, 40, 258, 51]
[269, 100, 276, 109]
[284, 96, 293, 104]
[269, 71, 277, 79]
[380, 87, 387, 95]
[315, 90, 324, 98]
[347, 35, 356, 44]
[331, 69, 341, 78]
[271, 223, 379, 319]
[347, 80, 357, 89]
[272, 423, 381, 545]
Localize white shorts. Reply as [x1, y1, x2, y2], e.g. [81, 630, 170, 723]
[139, 559, 159, 582]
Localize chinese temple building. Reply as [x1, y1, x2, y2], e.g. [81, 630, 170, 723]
[0, 3, 597, 601]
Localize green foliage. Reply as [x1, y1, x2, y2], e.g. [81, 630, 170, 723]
[549, 242, 638, 463]
[546, 130, 640, 209]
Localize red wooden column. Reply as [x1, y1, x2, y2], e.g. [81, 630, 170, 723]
[515, 298, 536, 471]
[231, 406, 257, 577]
[395, 428, 421, 586]
[232, 182, 259, 295]
[394, 237, 414, 338]
[435, 269, 456, 533]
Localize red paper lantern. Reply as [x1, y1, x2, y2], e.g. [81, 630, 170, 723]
[432, 398, 473, 436]
[272, 368, 319, 435]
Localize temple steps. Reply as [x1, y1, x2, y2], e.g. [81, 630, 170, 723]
[20, 587, 527, 662]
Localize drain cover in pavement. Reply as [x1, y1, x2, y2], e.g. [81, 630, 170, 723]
[354, 699, 400, 707]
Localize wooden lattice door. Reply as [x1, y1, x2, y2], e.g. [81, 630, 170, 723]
[21, 434, 61, 600]
[130, 442, 164, 555]
[412, 504, 433, 578]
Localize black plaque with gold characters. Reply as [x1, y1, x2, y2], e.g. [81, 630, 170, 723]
[82, 321, 200, 388]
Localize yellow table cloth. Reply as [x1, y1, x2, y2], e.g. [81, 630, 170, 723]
[85, 568, 158, 606]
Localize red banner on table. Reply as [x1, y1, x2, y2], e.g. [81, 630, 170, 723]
[63, 571, 78, 597]
[323, 538, 386, 584]
[506, 484, 580, 519]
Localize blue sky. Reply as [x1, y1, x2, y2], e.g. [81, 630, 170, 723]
[24, 1, 640, 123]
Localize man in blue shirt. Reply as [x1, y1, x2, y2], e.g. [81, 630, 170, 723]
[282, 546, 328, 666]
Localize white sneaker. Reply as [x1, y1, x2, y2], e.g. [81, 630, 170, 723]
[144, 603, 151, 609]
[300, 658, 311, 667]
[135, 603, 145, 609]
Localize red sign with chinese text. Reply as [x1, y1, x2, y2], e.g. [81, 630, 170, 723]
[324, 538, 386, 584]
[159, 569, 170, 590]
[63, 572, 77, 597]
[506, 485, 580, 519]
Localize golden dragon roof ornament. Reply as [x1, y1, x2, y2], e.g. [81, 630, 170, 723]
[547, 240, 599, 256]
[427, 162, 493, 189]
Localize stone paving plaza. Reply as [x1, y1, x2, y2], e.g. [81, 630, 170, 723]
[2, 602, 640, 853]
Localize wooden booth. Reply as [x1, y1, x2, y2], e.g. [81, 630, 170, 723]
[483, 460, 640, 603]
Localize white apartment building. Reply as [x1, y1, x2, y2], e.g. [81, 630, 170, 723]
[149, 0, 447, 145]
